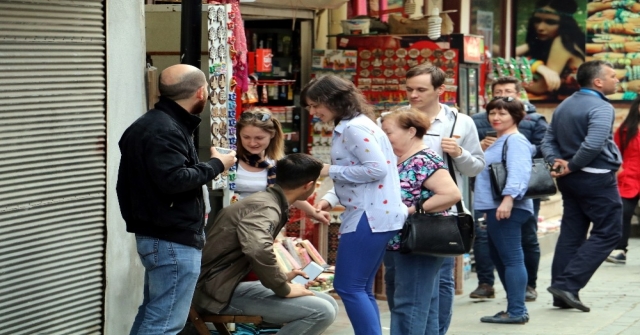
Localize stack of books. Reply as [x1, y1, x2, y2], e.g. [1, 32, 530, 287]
[274, 238, 329, 273]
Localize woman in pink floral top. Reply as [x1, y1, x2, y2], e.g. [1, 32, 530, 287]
[381, 108, 461, 335]
[303, 75, 407, 335]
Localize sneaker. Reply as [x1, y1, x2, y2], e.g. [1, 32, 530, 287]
[525, 286, 537, 302]
[470, 283, 495, 299]
[606, 250, 626, 264]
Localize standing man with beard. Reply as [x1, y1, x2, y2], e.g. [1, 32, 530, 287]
[383, 64, 485, 334]
[117, 64, 237, 334]
[542, 60, 622, 312]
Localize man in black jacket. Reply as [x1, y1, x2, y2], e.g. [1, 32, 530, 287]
[117, 64, 236, 334]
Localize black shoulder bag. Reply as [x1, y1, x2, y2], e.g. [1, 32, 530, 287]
[399, 111, 476, 256]
[488, 135, 557, 200]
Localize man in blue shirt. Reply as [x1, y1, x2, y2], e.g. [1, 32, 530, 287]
[470, 77, 548, 302]
[541, 60, 622, 312]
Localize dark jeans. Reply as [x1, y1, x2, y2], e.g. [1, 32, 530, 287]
[486, 208, 530, 317]
[551, 171, 622, 295]
[617, 196, 640, 252]
[473, 199, 541, 288]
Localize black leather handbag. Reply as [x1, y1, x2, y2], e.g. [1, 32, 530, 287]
[398, 112, 475, 256]
[399, 199, 475, 256]
[489, 135, 557, 200]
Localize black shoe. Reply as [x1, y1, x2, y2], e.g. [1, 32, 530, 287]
[552, 300, 573, 309]
[606, 250, 626, 264]
[547, 286, 590, 312]
[480, 311, 527, 324]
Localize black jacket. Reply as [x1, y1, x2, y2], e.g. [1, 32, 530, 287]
[116, 97, 224, 249]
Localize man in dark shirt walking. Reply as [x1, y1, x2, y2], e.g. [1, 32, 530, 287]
[541, 60, 622, 312]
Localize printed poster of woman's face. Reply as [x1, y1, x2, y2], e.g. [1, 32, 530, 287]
[515, 0, 587, 101]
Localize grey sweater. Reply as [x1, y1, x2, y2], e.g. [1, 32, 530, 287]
[541, 90, 621, 172]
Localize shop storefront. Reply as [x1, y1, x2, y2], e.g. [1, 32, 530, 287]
[0, 0, 146, 334]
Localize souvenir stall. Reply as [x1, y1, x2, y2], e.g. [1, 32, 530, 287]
[307, 9, 487, 296]
[145, 2, 332, 271]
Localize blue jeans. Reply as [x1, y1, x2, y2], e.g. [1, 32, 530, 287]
[221, 281, 338, 335]
[434, 257, 454, 335]
[486, 208, 529, 317]
[334, 214, 397, 335]
[384, 251, 444, 335]
[130, 235, 201, 335]
[473, 200, 541, 289]
[552, 171, 622, 295]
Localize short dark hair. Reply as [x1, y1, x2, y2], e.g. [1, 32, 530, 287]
[275, 154, 323, 190]
[491, 76, 522, 95]
[381, 107, 431, 138]
[301, 75, 374, 123]
[577, 60, 613, 88]
[405, 63, 446, 88]
[485, 97, 526, 125]
[158, 70, 206, 100]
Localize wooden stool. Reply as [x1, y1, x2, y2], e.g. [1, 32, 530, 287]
[188, 305, 263, 335]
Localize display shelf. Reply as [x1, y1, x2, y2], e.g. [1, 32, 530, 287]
[257, 79, 296, 85]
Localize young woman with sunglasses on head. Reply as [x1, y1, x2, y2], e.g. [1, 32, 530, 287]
[235, 109, 331, 224]
[303, 75, 407, 335]
[473, 97, 534, 325]
[515, 0, 585, 97]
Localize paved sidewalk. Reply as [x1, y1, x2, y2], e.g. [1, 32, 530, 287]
[325, 238, 640, 335]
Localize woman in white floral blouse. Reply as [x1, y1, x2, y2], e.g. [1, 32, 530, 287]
[303, 75, 407, 335]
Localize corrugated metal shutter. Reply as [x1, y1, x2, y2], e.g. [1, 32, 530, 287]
[0, 0, 106, 334]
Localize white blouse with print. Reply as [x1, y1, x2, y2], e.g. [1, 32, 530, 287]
[322, 114, 408, 234]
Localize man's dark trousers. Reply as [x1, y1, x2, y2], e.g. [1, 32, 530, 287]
[551, 171, 622, 294]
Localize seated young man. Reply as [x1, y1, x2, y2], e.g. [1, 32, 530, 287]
[192, 153, 338, 335]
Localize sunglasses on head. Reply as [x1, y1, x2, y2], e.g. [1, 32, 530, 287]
[532, 17, 560, 25]
[240, 112, 271, 122]
[491, 96, 515, 102]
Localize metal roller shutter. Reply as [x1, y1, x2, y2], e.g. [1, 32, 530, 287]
[0, 0, 106, 333]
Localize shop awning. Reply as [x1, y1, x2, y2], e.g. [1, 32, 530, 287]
[241, 0, 348, 19]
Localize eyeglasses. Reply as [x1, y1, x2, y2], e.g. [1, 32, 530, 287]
[532, 17, 560, 26]
[493, 90, 517, 95]
[240, 112, 271, 122]
[491, 96, 515, 102]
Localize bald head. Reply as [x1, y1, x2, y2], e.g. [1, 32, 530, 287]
[158, 64, 206, 101]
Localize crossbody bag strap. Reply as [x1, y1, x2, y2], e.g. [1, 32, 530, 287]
[445, 111, 465, 214]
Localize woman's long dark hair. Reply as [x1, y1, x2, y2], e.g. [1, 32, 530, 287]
[525, 0, 585, 63]
[618, 98, 640, 155]
[301, 75, 374, 125]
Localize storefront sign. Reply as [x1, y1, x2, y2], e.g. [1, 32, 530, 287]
[462, 35, 483, 64]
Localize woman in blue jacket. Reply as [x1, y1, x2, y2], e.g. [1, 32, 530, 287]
[474, 97, 533, 324]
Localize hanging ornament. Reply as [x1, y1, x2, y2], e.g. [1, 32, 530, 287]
[404, 0, 416, 15]
[427, 8, 443, 40]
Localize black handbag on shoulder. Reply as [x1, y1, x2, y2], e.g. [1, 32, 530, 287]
[489, 135, 557, 200]
[399, 112, 475, 256]
[399, 197, 475, 256]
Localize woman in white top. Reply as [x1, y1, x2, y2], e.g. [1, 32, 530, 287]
[234, 109, 330, 224]
[304, 75, 407, 335]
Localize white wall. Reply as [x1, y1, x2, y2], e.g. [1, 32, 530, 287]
[104, 0, 147, 334]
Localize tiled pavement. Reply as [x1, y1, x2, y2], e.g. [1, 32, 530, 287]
[325, 238, 640, 335]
